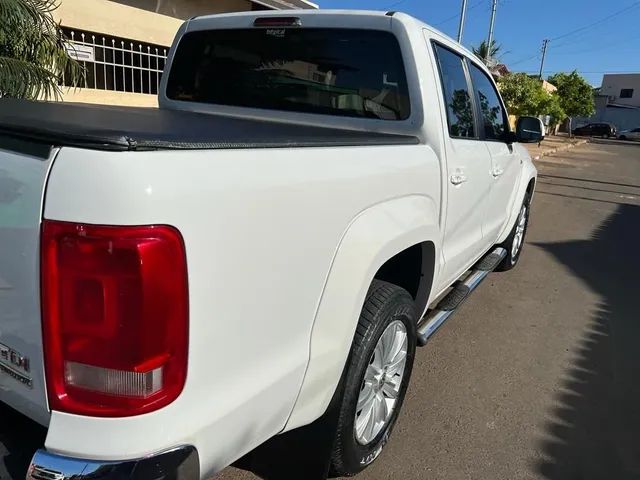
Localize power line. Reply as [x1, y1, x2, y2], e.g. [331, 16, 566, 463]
[505, 1, 640, 71]
[551, 38, 640, 56]
[383, 0, 409, 10]
[549, 1, 640, 42]
[433, 0, 484, 27]
[509, 52, 540, 67]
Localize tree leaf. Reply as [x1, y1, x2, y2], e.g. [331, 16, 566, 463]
[0, 0, 84, 100]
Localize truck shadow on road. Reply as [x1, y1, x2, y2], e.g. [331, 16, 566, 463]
[0, 403, 46, 480]
[532, 203, 640, 479]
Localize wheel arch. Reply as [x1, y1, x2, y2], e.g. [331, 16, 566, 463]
[497, 158, 537, 244]
[374, 240, 435, 319]
[285, 195, 440, 430]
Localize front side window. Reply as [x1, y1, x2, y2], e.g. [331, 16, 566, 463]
[166, 28, 410, 120]
[468, 63, 508, 141]
[433, 44, 475, 138]
[620, 88, 634, 98]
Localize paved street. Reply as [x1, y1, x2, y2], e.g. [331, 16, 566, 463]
[1, 142, 639, 480]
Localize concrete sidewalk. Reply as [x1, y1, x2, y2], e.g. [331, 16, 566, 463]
[524, 134, 588, 160]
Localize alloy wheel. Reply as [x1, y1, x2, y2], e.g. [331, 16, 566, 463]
[354, 320, 408, 445]
[511, 204, 528, 262]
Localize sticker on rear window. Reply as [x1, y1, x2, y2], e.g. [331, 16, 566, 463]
[266, 29, 285, 38]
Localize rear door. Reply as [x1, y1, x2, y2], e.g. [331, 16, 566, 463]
[467, 62, 521, 243]
[432, 44, 494, 287]
[0, 137, 54, 426]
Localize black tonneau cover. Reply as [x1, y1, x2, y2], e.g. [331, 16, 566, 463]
[0, 99, 419, 151]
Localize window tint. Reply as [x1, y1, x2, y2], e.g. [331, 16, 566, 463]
[166, 29, 410, 120]
[433, 44, 475, 138]
[468, 63, 508, 141]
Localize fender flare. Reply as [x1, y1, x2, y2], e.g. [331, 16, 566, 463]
[285, 195, 440, 430]
[497, 156, 537, 244]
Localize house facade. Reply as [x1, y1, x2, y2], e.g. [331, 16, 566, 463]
[599, 73, 640, 108]
[573, 73, 640, 132]
[54, 0, 317, 106]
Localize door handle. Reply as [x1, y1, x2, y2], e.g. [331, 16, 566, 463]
[450, 173, 467, 185]
[492, 167, 504, 178]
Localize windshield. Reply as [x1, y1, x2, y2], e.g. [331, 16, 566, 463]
[166, 28, 410, 121]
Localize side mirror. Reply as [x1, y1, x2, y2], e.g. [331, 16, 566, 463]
[515, 116, 545, 143]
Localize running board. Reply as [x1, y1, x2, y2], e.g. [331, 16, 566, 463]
[416, 247, 507, 346]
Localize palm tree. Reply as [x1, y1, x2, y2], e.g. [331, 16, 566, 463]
[0, 0, 82, 100]
[472, 40, 502, 65]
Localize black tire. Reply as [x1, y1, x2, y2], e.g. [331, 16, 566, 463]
[495, 194, 531, 272]
[330, 280, 417, 477]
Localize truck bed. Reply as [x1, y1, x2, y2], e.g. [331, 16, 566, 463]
[0, 99, 418, 151]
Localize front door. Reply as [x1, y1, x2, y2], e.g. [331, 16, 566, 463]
[433, 44, 494, 290]
[467, 62, 521, 243]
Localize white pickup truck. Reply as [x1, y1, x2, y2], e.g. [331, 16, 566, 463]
[0, 9, 541, 480]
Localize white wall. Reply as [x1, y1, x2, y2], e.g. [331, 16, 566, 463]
[600, 74, 640, 107]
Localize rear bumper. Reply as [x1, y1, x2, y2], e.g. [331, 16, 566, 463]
[26, 446, 198, 480]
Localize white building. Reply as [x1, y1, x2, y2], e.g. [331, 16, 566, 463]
[600, 73, 640, 108]
[573, 73, 640, 131]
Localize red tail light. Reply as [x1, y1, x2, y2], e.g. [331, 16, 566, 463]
[41, 221, 188, 417]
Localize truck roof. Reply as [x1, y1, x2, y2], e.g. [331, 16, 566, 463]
[184, 9, 480, 73]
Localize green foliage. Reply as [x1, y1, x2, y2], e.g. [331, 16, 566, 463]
[539, 92, 565, 127]
[547, 71, 595, 119]
[498, 73, 566, 125]
[0, 0, 83, 100]
[472, 40, 501, 65]
[498, 73, 545, 116]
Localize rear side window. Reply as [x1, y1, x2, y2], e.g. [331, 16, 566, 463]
[166, 28, 410, 120]
[433, 44, 475, 138]
[468, 63, 509, 141]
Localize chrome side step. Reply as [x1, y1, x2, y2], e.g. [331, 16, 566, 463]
[416, 247, 507, 346]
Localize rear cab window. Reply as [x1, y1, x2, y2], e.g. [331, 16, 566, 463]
[166, 28, 410, 121]
[432, 43, 476, 139]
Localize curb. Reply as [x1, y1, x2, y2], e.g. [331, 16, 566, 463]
[531, 139, 588, 161]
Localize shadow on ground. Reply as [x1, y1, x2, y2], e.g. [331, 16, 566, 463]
[533, 203, 640, 479]
[0, 403, 46, 480]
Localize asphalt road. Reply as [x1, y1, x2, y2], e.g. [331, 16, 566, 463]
[1, 142, 639, 480]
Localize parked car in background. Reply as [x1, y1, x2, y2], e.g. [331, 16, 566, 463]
[572, 122, 617, 138]
[617, 127, 640, 141]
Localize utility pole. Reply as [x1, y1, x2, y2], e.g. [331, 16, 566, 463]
[538, 39, 549, 79]
[457, 0, 468, 43]
[486, 0, 498, 63]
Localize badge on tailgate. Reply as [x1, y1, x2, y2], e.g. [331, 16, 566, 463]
[0, 342, 32, 388]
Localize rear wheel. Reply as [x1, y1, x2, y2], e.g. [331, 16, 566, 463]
[330, 280, 416, 477]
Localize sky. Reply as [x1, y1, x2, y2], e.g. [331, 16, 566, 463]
[314, 0, 640, 86]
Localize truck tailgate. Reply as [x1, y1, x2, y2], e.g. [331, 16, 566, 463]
[0, 137, 54, 426]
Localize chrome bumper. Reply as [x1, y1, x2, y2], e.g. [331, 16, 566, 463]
[26, 445, 198, 480]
